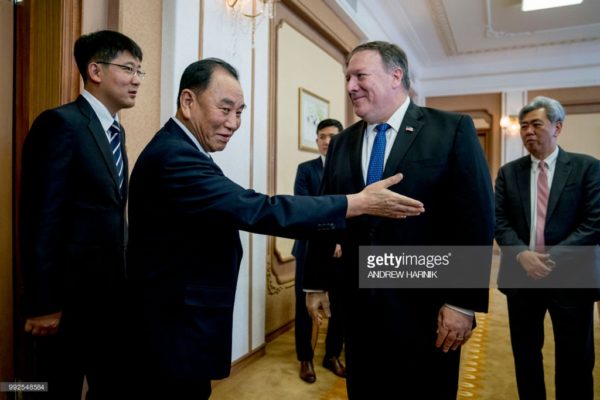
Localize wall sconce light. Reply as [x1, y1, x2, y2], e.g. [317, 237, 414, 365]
[500, 115, 520, 136]
[226, 0, 273, 18]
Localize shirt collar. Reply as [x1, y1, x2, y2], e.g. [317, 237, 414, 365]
[172, 117, 211, 158]
[81, 89, 118, 132]
[530, 146, 559, 170]
[365, 96, 411, 134]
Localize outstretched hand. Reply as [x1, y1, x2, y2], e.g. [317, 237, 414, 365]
[346, 173, 425, 218]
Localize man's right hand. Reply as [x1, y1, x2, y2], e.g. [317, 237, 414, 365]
[517, 250, 553, 280]
[306, 292, 330, 326]
[24, 311, 62, 336]
[346, 173, 424, 218]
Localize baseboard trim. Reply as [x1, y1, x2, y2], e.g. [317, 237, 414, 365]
[212, 320, 295, 388]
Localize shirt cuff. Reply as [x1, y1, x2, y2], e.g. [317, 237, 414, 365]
[444, 304, 474, 317]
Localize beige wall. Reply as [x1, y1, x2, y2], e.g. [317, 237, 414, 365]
[117, 0, 163, 170]
[275, 22, 347, 195]
[0, 1, 13, 393]
[266, 0, 361, 337]
[559, 113, 600, 160]
[425, 93, 502, 179]
[274, 21, 346, 258]
[81, 0, 162, 169]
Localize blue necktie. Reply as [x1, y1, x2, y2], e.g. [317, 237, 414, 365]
[108, 120, 124, 191]
[366, 123, 390, 185]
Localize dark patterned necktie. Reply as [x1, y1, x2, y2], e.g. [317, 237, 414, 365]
[366, 123, 390, 185]
[108, 120, 124, 191]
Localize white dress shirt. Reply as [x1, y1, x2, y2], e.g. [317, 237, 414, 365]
[172, 117, 211, 159]
[360, 96, 410, 184]
[81, 89, 119, 142]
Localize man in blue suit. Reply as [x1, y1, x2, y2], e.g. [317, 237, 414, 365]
[20, 30, 144, 399]
[126, 58, 425, 399]
[292, 118, 346, 383]
[495, 96, 600, 400]
[304, 41, 494, 399]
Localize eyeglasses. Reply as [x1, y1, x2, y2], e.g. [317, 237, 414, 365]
[96, 61, 146, 80]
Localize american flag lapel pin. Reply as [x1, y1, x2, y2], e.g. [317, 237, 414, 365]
[405, 126, 414, 133]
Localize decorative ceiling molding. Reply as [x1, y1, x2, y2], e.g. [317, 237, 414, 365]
[427, 0, 458, 56]
[459, 36, 600, 55]
[485, 0, 532, 39]
[428, 0, 600, 56]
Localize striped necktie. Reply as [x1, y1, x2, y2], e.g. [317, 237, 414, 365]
[366, 123, 390, 185]
[108, 120, 124, 191]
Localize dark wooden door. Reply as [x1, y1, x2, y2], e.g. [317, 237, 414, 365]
[13, 0, 81, 381]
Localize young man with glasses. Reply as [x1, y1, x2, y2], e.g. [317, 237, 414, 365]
[20, 30, 143, 399]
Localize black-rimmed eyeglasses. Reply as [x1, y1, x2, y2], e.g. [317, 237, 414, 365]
[96, 61, 146, 80]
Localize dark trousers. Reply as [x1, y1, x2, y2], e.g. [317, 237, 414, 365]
[137, 377, 211, 400]
[24, 302, 127, 400]
[506, 291, 595, 400]
[294, 255, 344, 362]
[344, 289, 460, 400]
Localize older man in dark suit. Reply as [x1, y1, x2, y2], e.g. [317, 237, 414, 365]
[126, 58, 425, 399]
[304, 41, 494, 399]
[495, 96, 600, 400]
[292, 118, 346, 383]
[20, 30, 143, 399]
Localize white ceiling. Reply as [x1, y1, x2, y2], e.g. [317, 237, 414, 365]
[328, 0, 600, 97]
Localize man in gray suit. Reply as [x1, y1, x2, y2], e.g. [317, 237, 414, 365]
[495, 96, 600, 399]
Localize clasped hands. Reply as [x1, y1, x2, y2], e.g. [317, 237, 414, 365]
[517, 250, 555, 280]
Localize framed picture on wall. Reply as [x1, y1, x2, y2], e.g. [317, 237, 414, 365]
[298, 87, 330, 152]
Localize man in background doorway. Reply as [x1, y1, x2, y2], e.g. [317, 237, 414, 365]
[20, 30, 144, 399]
[292, 118, 346, 383]
[495, 96, 600, 400]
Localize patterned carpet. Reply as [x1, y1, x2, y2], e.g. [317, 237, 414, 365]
[212, 293, 600, 399]
[459, 289, 600, 399]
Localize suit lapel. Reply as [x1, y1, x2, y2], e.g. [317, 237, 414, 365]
[515, 157, 532, 230]
[547, 148, 571, 221]
[382, 101, 423, 178]
[77, 96, 122, 190]
[349, 121, 368, 191]
[164, 118, 220, 170]
[121, 125, 129, 194]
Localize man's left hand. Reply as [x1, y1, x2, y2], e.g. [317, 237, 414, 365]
[306, 292, 331, 326]
[435, 306, 473, 352]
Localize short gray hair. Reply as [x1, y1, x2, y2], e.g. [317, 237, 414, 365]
[519, 96, 565, 124]
[348, 41, 411, 91]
